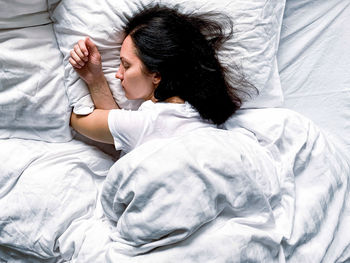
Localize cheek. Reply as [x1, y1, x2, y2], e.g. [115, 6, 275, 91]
[123, 72, 140, 93]
[122, 74, 141, 97]
[123, 68, 155, 99]
[126, 71, 151, 88]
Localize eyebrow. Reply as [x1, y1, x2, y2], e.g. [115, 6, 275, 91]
[120, 57, 131, 65]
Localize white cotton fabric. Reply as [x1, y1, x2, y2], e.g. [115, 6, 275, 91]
[1, 0, 350, 262]
[49, 0, 286, 115]
[0, 138, 115, 261]
[0, 23, 72, 142]
[102, 126, 283, 258]
[277, 0, 350, 154]
[99, 108, 350, 262]
[0, 0, 51, 29]
[0, 108, 349, 262]
[108, 101, 213, 153]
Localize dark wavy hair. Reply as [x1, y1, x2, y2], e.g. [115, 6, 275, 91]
[123, 5, 255, 125]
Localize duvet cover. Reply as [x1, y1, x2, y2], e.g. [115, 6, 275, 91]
[0, 109, 349, 262]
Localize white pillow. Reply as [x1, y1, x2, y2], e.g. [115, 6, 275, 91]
[0, 0, 51, 29]
[0, 24, 72, 142]
[50, 0, 285, 114]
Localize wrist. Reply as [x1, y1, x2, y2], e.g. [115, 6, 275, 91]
[87, 76, 119, 109]
[86, 73, 106, 87]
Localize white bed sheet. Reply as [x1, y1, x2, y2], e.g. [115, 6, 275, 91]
[277, 0, 350, 154]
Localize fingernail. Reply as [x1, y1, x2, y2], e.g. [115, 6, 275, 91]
[84, 52, 88, 56]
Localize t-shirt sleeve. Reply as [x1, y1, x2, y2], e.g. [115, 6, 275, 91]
[108, 109, 152, 152]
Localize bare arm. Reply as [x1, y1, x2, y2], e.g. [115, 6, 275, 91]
[70, 110, 114, 144]
[69, 37, 118, 143]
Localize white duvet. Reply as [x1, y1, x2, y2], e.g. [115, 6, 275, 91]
[0, 108, 349, 262]
[0, 138, 115, 262]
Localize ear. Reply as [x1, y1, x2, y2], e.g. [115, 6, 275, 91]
[152, 72, 161, 86]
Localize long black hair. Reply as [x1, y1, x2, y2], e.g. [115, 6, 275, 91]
[123, 5, 255, 125]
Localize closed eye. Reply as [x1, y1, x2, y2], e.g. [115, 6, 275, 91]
[121, 57, 131, 70]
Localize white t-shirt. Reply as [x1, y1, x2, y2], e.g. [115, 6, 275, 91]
[108, 100, 214, 153]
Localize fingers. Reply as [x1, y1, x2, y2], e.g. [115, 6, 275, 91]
[69, 56, 83, 69]
[75, 41, 88, 61]
[69, 39, 89, 69]
[70, 51, 85, 69]
[78, 39, 89, 57]
[85, 37, 99, 54]
[69, 37, 101, 70]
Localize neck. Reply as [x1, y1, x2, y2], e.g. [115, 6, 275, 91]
[165, 96, 185, 104]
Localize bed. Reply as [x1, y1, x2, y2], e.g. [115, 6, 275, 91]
[0, 0, 349, 262]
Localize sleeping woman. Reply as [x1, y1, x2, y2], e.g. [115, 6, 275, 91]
[69, 5, 254, 153]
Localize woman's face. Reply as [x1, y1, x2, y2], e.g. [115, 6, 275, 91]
[115, 35, 160, 101]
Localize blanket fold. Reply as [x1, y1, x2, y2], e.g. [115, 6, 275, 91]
[101, 127, 284, 256]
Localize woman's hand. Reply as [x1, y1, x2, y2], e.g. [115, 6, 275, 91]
[69, 37, 119, 110]
[69, 37, 104, 85]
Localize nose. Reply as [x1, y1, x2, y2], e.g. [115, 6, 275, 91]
[115, 67, 123, 80]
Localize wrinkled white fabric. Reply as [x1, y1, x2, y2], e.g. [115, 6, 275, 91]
[102, 127, 283, 256]
[97, 108, 349, 262]
[0, 138, 115, 261]
[225, 109, 350, 263]
[0, 109, 349, 262]
[0, 24, 72, 142]
[277, 0, 350, 154]
[0, 0, 51, 29]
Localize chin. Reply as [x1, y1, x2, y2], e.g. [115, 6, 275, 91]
[125, 94, 135, 100]
[125, 94, 141, 101]
[124, 92, 131, 100]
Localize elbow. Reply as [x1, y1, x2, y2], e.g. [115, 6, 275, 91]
[69, 109, 114, 144]
[70, 112, 78, 130]
[70, 111, 85, 134]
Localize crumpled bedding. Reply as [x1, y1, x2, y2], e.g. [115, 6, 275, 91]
[102, 126, 284, 259]
[98, 108, 350, 263]
[1, 108, 348, 262]
[1, 0, 349, 261]
[0, 138, 115, 262]
[225, 109, 350, 263]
